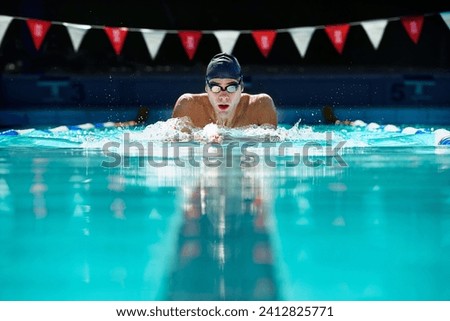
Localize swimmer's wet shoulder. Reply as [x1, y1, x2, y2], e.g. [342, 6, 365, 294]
[171, 52, 278, 129]
[172, 93, 216, 127]
[232, 93, 277, 128]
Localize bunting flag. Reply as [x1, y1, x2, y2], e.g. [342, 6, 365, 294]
[104, 26, 128, 55]
[26, 19, 52, 50]
[324, 24, 350, 54]
[0, 11, 448, 61]
[213, 30, 240, 54]
[178, 31, 202, 60]
[360, 19, 388, 49]
[289, 27, 315, 57]
[441, 11, 450, 30]
[401, 16, 424, 44]
[251, 30, 277, 58]
[0, 15, 12, 45]
[141, 29, 166, 59]
[63, 22, 91, 52]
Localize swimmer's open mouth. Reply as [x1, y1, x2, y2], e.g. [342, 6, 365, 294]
[218, 104, 229, 111]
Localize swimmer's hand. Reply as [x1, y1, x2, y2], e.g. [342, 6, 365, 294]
[166, 118, 223, 143]
[162, 117, 195, 141]
[169, 116, 194, 134]
[199, 123, 223, 143]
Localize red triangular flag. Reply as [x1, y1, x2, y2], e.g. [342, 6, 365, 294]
[26, 19, 51, 50]
[324, 24, 350, 54]
[251, 30, 277, 58]
[401, 16, 424, 44]
[104, 27, 128, 55]
[178, 31, 202, 60]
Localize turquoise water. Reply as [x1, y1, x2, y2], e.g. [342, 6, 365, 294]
[0, 122, 449, 300]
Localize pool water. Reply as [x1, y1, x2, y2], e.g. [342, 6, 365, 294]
[0, 122, 449, 300]
[271, 146, 450, 300]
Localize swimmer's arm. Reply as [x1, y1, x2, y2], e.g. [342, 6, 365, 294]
[256, 94, 278, 128]
[170, 94, 195, 129]
[172, 94, 194, 119]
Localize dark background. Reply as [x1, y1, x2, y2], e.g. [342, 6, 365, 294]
[1, 0, 450, 74]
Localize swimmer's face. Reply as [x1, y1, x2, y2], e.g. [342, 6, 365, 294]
[205, 78, 242, 115]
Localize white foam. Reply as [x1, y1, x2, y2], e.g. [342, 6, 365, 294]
[383, 124, 400, 132]
[434, 129, 450, 146]
[4, 117, 449, 149]
[366, 122, 380, 131]
[402, 127, 419, 135]
[351, 120, 367, 127]
[49, 126, 69, 132]
[76, 123, 95, 130]
[16, 128, 35, 135]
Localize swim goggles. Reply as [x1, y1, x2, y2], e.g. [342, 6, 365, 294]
[207, 80, 241, 93]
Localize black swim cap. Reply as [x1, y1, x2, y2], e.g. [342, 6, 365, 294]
[206, 53, 242, 81]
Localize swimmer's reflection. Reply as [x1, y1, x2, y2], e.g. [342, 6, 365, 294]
[167, 165, 277, 300]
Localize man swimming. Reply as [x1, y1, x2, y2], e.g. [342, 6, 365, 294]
[171, 53, 278, 128]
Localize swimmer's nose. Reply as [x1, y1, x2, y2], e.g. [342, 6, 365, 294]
[218, 94, 229, 101]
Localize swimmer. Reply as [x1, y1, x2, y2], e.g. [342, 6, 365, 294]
[114, 106, 149, 127]
[322, 105, 353, 125]
[171, 53, 278, 129]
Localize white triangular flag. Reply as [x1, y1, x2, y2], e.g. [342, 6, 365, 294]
[288, 27, 315, 57]
[213, 30, 240, 54]
[0, 15, 13, 45]
[361, 19, 388, 49]
[63, 22, 91, 52]
[441, 11, 450, 30]
[141, 29, 166, 59]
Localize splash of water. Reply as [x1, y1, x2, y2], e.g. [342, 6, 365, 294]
[0, 117, 448, 149]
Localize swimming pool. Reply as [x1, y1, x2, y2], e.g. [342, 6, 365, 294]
[0, 121, 449, 300]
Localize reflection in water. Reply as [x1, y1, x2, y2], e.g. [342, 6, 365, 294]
[167, 164, 277, 300]
[5, 145, 445, 300]
[30, 158, 49, 219]
[0, 146, 345, 300]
